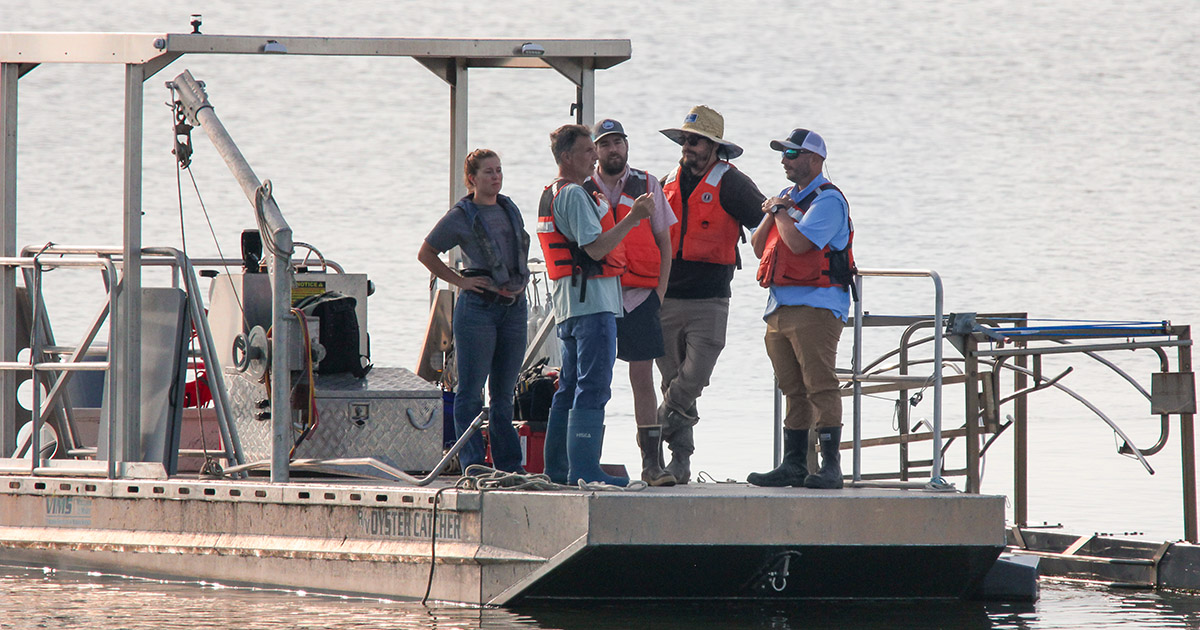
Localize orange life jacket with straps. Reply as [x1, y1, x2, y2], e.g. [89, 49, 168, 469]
[537, 179, 626, 300]
[582, 169, 659, 289]
[662, 161, 742, 266]
[756, 182, 856, 291]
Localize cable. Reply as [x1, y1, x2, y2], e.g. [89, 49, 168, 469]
[288, 308, 319, 458]
[421, 486, 453, 606]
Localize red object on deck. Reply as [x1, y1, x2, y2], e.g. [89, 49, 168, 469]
[484, 421, 546, 472]
[518, 422, 545, 473]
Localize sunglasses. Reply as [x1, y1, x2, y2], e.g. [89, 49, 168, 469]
[782, 148, 812, 160]
[682, 134, 709, 147]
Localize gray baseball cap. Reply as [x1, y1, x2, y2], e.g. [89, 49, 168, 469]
[593, 118, 626, 142]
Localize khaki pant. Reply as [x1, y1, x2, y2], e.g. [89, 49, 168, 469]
[764, 305, 844, 430]
[656, 297, 729, 420]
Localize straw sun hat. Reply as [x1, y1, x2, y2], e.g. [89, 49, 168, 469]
[659, 105, 744, 159]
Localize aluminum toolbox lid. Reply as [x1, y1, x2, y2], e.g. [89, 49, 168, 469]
[314, 367, 441, 399]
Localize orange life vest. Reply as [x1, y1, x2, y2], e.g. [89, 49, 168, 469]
[582, 168, 659, 289]
[756, 182, 856, 289]
[662, 161, 741, 266]
[537, 179, 626, 298]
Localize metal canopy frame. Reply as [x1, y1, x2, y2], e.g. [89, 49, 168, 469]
[0, 32, 630, 481]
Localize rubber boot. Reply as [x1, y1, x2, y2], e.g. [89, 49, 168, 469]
[659, 403, 696, 484]
[804, 426, 844, 489]
[543, 407, 570, 484]
[567, 409, 629, 487]
[666, 425, 693, 485]
[637, 426, 676, 486]
[747, 428, 809, 487]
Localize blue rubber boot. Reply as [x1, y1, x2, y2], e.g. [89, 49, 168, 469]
[543, 407, 570, 484]
[567, 409, 629, 487]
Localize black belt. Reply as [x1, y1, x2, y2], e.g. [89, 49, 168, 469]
[474, 289, 518, 306]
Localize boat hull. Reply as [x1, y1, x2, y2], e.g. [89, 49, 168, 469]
[0, 475, 1007, 604]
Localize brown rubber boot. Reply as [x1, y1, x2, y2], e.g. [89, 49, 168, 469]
[637, 426, 677, 486]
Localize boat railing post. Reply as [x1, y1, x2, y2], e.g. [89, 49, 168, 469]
[930, 270, 944, 483]
[1179, 326, 1196, 543]
[0, 62, 18, 457]
[28, 258, 42, 473]
[772, 377, 782, 469]
[852, 274, 864, 482]
[104, 260, 118, 479]
[1014, 317, 1029, 527]
[850, 269, 944, 485]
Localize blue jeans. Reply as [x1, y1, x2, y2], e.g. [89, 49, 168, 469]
[551, 312, 616, 412]
[453, 291, 527, 471]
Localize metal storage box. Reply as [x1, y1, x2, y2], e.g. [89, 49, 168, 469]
[227, 367, 442, 472]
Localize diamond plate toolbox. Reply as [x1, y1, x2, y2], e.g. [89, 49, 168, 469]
[227, 367, 442, 472]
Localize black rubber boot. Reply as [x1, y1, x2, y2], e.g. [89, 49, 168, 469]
[637, 426, 677, 486]
[804, 426, 844, 489]
[747, 428, 809, 487]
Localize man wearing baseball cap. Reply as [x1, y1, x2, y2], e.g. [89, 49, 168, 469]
[583, 118, 678, 486]
[657, 105, 766, 483]
[749, 128, 855, 489]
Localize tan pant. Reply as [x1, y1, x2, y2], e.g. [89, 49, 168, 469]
[764, 305, 844, 430]
[656, 297, 729, 419]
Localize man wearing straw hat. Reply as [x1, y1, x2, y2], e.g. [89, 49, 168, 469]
[657, 105, 766, 483]
[748, 128, 854, 489]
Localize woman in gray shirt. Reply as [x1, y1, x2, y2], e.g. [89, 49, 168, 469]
[418, 149, 530, 473]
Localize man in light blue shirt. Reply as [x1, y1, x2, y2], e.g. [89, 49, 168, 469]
[536, 124, 652, 486]
[749, 128, 855, 489]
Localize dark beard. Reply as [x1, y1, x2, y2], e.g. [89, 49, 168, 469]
[600, 155, 626, 176]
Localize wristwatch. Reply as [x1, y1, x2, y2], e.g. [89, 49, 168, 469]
[770, 204, 787, 215]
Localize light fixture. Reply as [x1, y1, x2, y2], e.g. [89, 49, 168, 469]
[519, 42, 545, 56]
[262, 39, 287, 54]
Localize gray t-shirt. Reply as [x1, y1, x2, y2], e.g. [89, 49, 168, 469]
[424, 201, 526, 292]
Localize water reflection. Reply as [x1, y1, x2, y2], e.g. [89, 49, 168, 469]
[521, 600, 997, 630]
[6, 563, 1200, 630]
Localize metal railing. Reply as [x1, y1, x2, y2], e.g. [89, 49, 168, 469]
[0, 246, 244, 478]
[771, 268, 946, 484]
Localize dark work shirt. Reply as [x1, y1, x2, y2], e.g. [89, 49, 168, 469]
[664, 163, 766, 299]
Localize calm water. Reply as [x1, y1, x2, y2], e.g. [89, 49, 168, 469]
[6, 562, 1200, 630]
[2, 0, 1199, 627]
